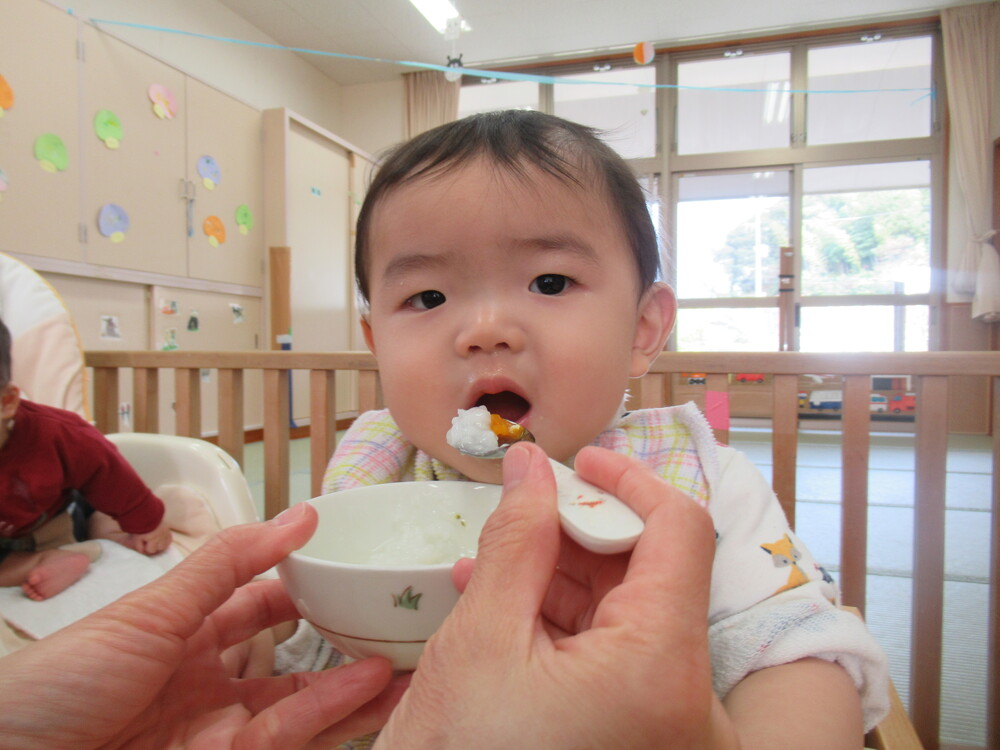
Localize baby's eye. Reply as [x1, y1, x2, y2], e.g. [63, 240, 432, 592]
[407, 290, 446, 310]
[529, 274, 572, 295]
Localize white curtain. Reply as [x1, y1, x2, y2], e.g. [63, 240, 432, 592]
[941, 2, 1000, 321]
[403, 70, 460, 140]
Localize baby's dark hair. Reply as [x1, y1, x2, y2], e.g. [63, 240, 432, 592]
[0, 317, 10, 389]
[354, 110, 659, 304]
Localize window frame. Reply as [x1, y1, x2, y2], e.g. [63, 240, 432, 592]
[660, 24, 945, 352]
[457, 21, 946, 352]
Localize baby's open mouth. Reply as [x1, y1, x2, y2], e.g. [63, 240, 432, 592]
[474, 391, 530, 424]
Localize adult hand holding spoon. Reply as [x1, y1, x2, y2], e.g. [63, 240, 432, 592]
[447, 407, 643, 554]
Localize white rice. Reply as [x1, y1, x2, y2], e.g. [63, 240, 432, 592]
[365, 496, 478, 565]
[445, 405, 499, 456]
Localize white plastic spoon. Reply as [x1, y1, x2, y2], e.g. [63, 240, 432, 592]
[448, 409, 643, 554]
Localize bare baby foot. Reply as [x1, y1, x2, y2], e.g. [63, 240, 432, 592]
[22, 551, 91, 601]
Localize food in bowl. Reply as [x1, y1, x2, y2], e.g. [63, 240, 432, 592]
[277, 481, 501, 670]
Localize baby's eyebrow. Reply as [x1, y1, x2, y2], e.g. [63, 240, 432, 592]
[516, 234, 601, 263]
[379, 252, 453, 285]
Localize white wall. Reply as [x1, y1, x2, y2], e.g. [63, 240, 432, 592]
[60, 0, 344, 135]
[339, 79, 407, 158]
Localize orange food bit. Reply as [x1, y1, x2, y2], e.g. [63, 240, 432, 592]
[490, 413, 525, 443]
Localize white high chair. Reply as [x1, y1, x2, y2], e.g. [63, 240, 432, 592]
[0, 255, 260, 653]
[107, 433, 259, 537]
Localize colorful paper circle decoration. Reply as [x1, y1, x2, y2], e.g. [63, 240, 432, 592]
[633, 42, 655, 65]
[94, 109, 123, 149]
[197, 155, 221, 190]
[203, 215, 226, 247]
[0, 168, 8, 201]
[0, 74, 13, 117]
[235, 204, 254, 235]
[97, 203, 130, 243]
[148, 83, 177, 120]
[34, 133, 68, 172]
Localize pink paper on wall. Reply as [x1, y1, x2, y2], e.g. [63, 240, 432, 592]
[704, 390, 731, 432]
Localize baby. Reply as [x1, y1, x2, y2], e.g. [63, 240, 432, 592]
[0, 318, 172, 600]
[313, 110, 888, 746]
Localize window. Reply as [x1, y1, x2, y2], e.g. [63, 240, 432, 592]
[676, 171, 789, 299]
[456, 24, 940, 354]
[799, 305, 928, 352]
[676, 51, 790, 154]
[801, 161, 931, 297]
[457, 79, 538, 118]
[807, 36, 933, 145]
[669, 27, 939, 353]
[677, 307, 780, 351]
[553, 65, 656, 159]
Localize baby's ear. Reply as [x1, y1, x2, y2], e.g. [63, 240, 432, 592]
[629, 283, 676, 378]
[0, 383, 21, 420]
[360, 317, 376, 355]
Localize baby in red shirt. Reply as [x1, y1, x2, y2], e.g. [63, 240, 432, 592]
[0, 318, 172, 600]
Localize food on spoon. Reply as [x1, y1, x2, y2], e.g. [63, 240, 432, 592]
[446, 406, 499, 456]
[447, 406, 527, 456]
[490, 412, 527, 442]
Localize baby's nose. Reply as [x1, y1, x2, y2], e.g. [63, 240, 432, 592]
[454, 303, 525, 355]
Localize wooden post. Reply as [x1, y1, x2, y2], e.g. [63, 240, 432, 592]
[217, 368, 245, 468]
[771, 373, 799, 528]
[132, 367, 159, 434]
[91, 367, 119, 434]
[263, 368, 290, 519]
[778, 246, 797, 352]
[909, 375, 948, 750]
[269, 246, 291, 349]
[310, 369, 337, 497]
[173, 368, 202, 438]
[840, 374, 871, 613]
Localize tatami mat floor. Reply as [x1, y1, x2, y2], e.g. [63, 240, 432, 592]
[243, 428, 993, 748]
[728, 428, 991, 749]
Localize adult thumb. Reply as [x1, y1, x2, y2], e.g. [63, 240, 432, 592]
[458, 442, 561, 623]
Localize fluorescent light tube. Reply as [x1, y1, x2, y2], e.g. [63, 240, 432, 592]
[410, 0, 461, 34]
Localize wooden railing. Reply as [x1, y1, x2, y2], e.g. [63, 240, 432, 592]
[86, 350, 380, 520]
[85, 349, 1000, 750]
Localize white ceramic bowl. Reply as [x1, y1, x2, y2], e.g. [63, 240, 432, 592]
[277, 481, 502, 670]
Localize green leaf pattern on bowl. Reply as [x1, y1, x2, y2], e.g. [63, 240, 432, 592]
[392, 585, 422, 610]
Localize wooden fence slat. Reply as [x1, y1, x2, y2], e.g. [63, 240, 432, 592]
[310, 369, 337, 498]
[92, 367, 119, 434]
[132, 367, 159, 434]
[173, 368, 201, 438]
[263, 368, 290, 520]
[217, 368, 245, 469]
[841, 374, 872, 613]
[910, 375, 949, 750]
[771, 373, 799, 528]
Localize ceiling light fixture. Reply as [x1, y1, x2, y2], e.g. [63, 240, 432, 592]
[409, 0, 469, 34]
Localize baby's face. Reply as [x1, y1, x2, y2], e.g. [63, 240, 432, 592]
[362, 159, 663, 482]
[0, 382, 20, 450]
